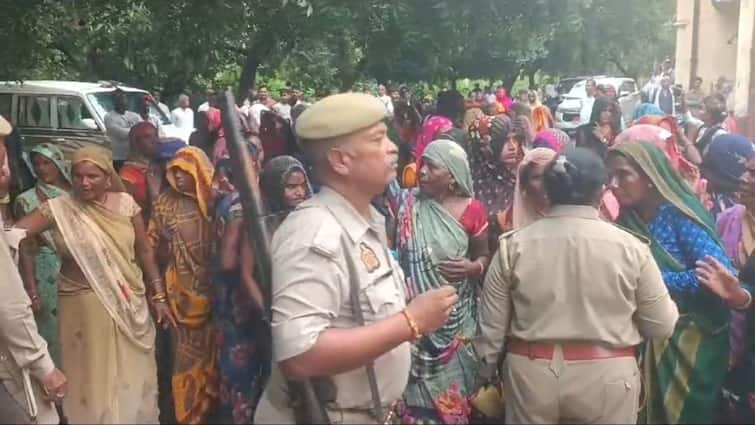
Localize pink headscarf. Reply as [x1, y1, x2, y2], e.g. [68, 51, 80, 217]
[512, 148, 557, 229]
[495, 88, 514, 111]
[614, 123, 710, 209]
[533, 128, 570, 153]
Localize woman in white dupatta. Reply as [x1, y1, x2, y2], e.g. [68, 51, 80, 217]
[15, 146, 174, 423]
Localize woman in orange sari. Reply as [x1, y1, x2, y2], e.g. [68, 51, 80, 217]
[148, 146, 217, 424]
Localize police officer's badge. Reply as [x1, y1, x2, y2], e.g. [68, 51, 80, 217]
[359, 242, 380, 273]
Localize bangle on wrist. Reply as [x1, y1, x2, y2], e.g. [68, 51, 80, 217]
[151, 292, 168, 303]
[401, 309, 421, 342]
[734, 288, 753, 310]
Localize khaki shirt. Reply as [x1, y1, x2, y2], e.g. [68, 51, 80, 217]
[255, 187, 410, 423]
[0, 219, 58, 424]
[476, 205, 679, 364]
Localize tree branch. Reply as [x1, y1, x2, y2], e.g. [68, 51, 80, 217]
[224, 42, 248, 57]
[606, 53, 631, 78]
[48, 42, 81, 69]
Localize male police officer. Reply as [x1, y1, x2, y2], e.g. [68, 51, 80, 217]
[254, 93, 457, 424]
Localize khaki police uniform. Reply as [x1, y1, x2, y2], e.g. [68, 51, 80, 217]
[476, 205, 679, 424]
[0, 218, 59, 424]
[253, 93, 409, 425]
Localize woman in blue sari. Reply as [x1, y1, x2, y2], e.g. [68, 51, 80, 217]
[14, 143, 71, 364]
[396, 139, 490, 424]
[607, 140, 734, 424]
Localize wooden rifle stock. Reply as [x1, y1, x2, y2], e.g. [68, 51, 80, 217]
[220, 89, 331, 424]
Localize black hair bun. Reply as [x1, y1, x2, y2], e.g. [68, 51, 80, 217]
[544, 147, 606, 206]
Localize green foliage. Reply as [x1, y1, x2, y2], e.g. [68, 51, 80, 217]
[1, 0, 676, 97]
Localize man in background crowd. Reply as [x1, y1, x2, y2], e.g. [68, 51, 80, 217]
[580, 78, 598, 124]
[170, 94, 194, 134]
[152, 90, 170, 116]
[378, 84, 394, 116]
[103, 89, 141, 169]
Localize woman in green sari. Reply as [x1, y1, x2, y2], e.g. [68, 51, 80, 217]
[607, 141, 733, 424]
[14, 143, 71, 364]
[395, 139, 490, 424]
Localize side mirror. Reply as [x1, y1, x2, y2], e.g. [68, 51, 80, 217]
[618, 90, 632, 98]
[81, 118, 98, 130]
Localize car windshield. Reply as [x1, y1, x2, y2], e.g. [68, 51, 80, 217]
[566, 80, 623, 98]
[566, 82, 587, 98]
[87, 91, 171, 125]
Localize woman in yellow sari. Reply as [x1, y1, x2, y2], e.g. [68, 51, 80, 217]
[14, 146, 172, 423]
[148, 146, 217, 424]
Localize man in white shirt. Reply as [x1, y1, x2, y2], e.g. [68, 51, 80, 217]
[170, 94, 194, 132]
[377, 84, 394, 116]
[103, 90, 141, 167]
[272, 88, 293, 122]
[151, 90, 170, 117]
[249, 87, 273, 128]
[579, 78, 598, 124]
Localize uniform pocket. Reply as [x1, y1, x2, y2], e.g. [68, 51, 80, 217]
[362, 269, 401, 319]
[598, 368, 641, 424]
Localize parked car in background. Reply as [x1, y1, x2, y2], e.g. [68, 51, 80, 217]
[555, 76, 603, 95]
[0, 80, 188, 160]
[555, 77, 641, 136]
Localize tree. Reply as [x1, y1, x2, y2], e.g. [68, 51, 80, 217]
[1, 0, 676, 96]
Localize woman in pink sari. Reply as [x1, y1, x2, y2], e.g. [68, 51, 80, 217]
[495, 87, 513, 111]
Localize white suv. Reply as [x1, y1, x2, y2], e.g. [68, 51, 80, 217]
[0, 80, 189, 159]
[555, 77, 641, 136]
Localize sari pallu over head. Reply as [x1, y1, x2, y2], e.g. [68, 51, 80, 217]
[512, 148, 556, 229]
[166, 146, 215, 219]
[16, 143, 71, 244]
[260, 155, 312, 215]
[48, 146, 155, 350]
[611, 141, 730, 425]
[611, 141, 727, 329]
[397, 139, 475, 379]
[615, 122, 709, 207]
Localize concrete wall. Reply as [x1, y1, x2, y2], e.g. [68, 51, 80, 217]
[675, 0, 739, 91]
[675, 0, 695, 89]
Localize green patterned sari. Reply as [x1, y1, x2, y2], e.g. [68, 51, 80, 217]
[611, 142, 729, 424]
[12, 143, 70, 364]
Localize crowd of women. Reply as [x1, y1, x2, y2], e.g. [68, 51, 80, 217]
[3, 79, 755, 424]
[1, 105, 312, 423]
[385, 86, 755, 424]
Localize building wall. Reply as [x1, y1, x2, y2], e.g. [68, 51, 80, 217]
[674, 0, 696, 89]
[675, 0, 739, 91]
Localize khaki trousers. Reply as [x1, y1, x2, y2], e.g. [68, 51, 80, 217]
[503, 347, 640, 424]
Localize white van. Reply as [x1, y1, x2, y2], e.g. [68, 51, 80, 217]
[0, 80, 189, 159]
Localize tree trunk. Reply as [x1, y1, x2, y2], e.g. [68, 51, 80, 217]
[528, 69, 537, 89]
[238, 53, 260, 104]
[504, 70, 519, 92]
